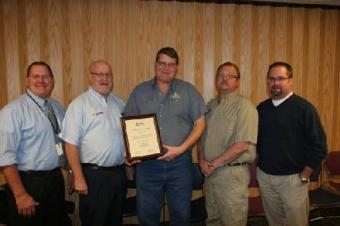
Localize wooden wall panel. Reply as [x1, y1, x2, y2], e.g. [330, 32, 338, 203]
[319, 10, 337, 149]
[25, 0, 41, 64]
[239, 5, 253, 98]
[202, 4, 215, 100]
[331, 12, 340, 150]
[273, 7, 288, 61]
[291, 7, 305, 94]
[2, 0, 21, 101]
[0, 0, 338, 148]
[0, 0, 7, 105]
[181, 2, 195, 85]
[48, 0, 64, 102]
[255, 6, 271, 103]
[304, 9, 321, 104]
[0, 1, 339, 148]
[0, 0, 340, 149]
[220, 4, 236, 63]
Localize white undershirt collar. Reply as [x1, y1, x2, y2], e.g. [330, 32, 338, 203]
[272, 92, 293, 107]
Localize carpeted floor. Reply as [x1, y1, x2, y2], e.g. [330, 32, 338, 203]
[124, 208, 340, 226]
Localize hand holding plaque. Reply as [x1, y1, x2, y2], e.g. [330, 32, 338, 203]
[121, 113, 164, 161]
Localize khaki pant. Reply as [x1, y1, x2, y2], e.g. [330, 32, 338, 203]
[257, 168, 309, 226]
[205, 165, 250, 226]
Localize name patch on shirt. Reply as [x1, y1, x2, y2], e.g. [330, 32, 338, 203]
[92, 112, 103, 117]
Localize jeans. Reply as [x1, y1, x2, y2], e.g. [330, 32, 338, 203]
[136, 153, 193, 226]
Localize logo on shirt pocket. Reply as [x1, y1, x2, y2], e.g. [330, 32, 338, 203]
[170, 92, 181, 102]
[92, 112, 103, 117]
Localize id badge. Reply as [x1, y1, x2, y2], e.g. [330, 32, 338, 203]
[56, 142, 64, 156]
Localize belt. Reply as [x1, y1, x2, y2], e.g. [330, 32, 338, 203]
[19, 168, 60, 176]
[227, 162, 249, 166]
[81, 163, 124, 171]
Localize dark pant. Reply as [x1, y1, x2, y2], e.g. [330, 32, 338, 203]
[136, 154, 193, 226]
[79, 164, 127, 226]
[5, 168, 67, 226]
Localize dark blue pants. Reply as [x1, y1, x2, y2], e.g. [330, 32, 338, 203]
[6, 168, 67, 226]
[136, 154, 193, 226]
[79, 165, 127, 226]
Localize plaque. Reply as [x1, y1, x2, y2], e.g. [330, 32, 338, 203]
[121, 113, 163, 161]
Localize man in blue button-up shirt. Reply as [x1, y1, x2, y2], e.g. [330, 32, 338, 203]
[61, 60, 127, 226]
[124, 47, 207, 226]
[0, 61, 67, 226]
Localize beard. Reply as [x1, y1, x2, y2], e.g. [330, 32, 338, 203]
[271, 87, 283, 98]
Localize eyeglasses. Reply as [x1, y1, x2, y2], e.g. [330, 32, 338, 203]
[29, 74, 52, 80]
[267, 76, 291, 83]
[216, 74, 239, 80]
[156, 61, 177, 69]
[90, 72, 113, 79]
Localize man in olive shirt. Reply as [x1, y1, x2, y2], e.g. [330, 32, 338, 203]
[200, 62, 258, 226]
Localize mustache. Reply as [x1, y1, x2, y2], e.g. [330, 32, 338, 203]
[271, 86, 281, 89]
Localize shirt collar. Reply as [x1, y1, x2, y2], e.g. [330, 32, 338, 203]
[219, 91, 237, 104]
[26, 89, 49, 107]
[88, 86, 113, 103]
[272, 92, 293, 106]
[151, 77, 177, 94]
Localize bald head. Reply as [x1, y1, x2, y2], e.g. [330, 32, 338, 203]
[89, 60, 112, 73]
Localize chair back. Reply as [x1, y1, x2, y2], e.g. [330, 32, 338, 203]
[247, 161, 265, 218]
[248, 161, 259, 187]
[326, 151, 340, 175]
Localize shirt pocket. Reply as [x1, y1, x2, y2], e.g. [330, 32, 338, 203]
[139, 100, 160, 115]
[168, 100, 187, 118]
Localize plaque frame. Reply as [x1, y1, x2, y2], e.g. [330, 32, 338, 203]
[121, 113, 163, 161]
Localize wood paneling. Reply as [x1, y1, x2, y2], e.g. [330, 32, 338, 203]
[0, 0, 338, 149]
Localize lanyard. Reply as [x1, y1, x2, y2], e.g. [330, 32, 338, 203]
[26, 92, 60, 135]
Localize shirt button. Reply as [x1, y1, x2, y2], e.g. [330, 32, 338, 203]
[160, 114, 162, 118]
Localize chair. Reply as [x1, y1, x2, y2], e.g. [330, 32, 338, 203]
[309, 151, 340, 221]
[247, 161, 265, 221]
[326, 151, 340, 191]
[190, 163, 207, 223]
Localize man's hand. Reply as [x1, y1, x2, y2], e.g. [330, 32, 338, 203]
[300, 166, 314, 180]
[125, 165, 135, 181]
[123, 151, 141, 165]
[199, 158, 215, 177]
[208, 158, 224, 171]
[15, 192, 39, 217]
[1, 165, 39, 217]
[157, 145, 183, 161]
[74, 176, 88, 195]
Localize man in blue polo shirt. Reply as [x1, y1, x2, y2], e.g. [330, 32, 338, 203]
[61, 60, 127, 226]
[0, 61, 67, 226]
[123, 47, 207, 226]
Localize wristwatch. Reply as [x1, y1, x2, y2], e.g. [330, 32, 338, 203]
[300, 176, 310, 183]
